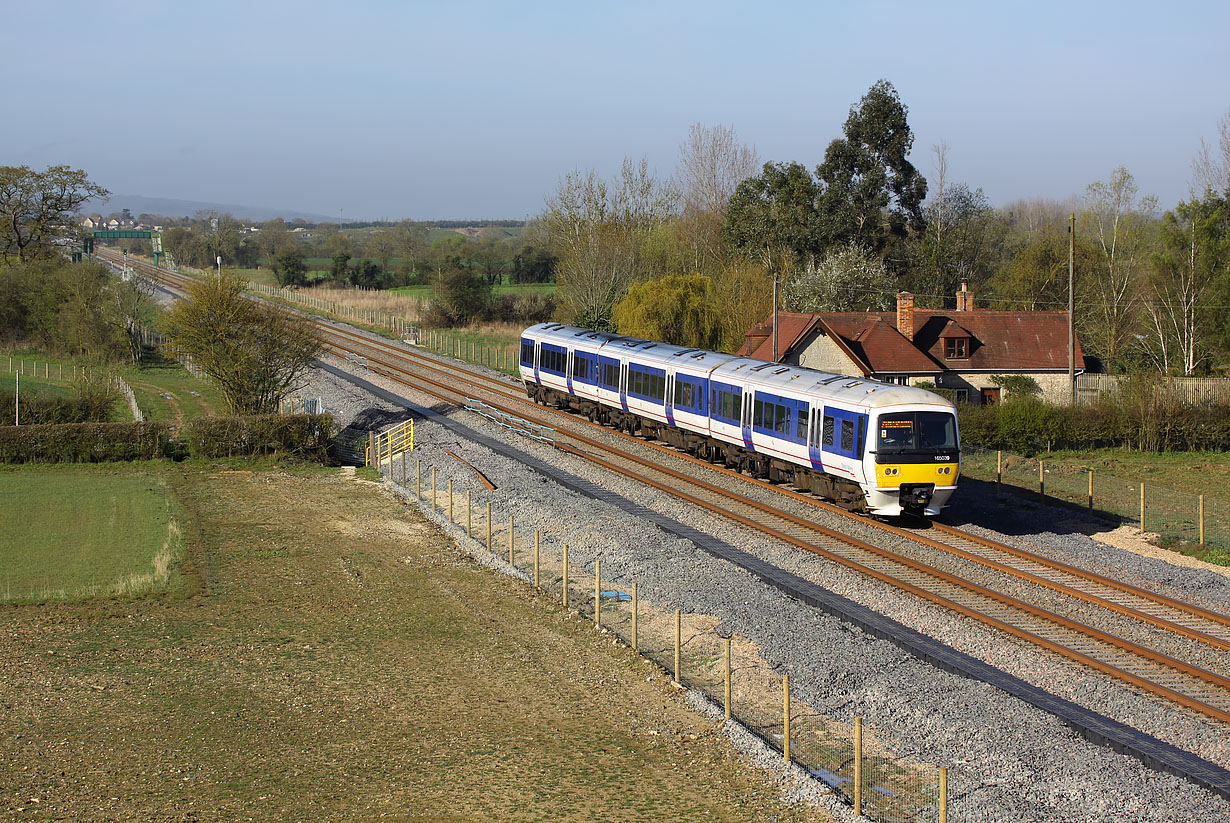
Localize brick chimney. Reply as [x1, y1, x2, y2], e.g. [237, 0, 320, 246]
[896, 292, 915, 339]
[956, 280, 975, 312]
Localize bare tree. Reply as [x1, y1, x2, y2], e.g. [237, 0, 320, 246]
[544, 159, 676, 328]
[1078, 167, 1157, 371]
[1192, 108, 1230, 196]
[165, 273, 322, 414]
[930, 140, 949, 248]
[675, 123, 759, 270]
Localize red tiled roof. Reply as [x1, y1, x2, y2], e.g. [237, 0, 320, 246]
[739, 308, 1083, 374]
[912, 310, 1082, 370]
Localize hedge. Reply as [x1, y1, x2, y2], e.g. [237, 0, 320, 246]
[0, 421, 174, 463]
[181, 414, 334, 460]
[958, 399, 1230, 455]
[0, 414, 335, 464]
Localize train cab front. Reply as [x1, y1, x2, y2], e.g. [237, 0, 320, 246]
[867, 410, 960, 517]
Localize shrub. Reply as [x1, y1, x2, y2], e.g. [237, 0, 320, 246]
[182, 414, 334, 460]
[0, 421, 174, 463]
[0, 381, 120, 424]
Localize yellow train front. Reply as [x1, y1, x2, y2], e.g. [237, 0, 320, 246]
[864, 406, 960, 517]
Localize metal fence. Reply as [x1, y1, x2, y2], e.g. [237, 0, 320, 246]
[1076, 373, 1230, 406]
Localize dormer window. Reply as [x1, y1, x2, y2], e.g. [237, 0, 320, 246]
[945, 337, 969, 359]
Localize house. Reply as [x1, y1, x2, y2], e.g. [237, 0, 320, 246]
[81, 215, 103, 230]
[736, 283, 1085, 404]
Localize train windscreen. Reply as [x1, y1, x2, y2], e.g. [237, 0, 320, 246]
[876, 412, 957, 454]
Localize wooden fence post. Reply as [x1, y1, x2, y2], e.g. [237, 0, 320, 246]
[417, 459, 421, 501]
[674, 609, 681, 684]
[782, 674, 792, 757]
[996, 450, 1002, 488]
[724, 637, 732, 720]
[1038, 460, 1044, 497]
[939, 766, 948, 823]
[1088, 470, 1093, 510]
[854, 717, 863, 816]
[632, 582, 638, 651]
[1200, 494, 1205, 545]
[1140, 484, 1146, 532]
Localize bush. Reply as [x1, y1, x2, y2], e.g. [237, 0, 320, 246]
[0, 381, 120, 425]
[957, 398, 1230, 455]
[182, 414, 334, 460]
[0, 421, 174, 463]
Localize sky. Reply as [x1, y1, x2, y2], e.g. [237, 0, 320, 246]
[7, 1, 1229, 221]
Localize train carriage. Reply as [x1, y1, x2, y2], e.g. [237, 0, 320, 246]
[519, 323, 959, 517]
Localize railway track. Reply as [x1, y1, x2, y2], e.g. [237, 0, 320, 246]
[106, 250, 1230, 730]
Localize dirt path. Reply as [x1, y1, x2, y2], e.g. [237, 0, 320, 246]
[0, 466, 829, 822]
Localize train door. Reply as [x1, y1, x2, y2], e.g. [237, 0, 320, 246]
[566, 349, 574, 394]
[665, 372, 675, 424]
[619, 361, 628, 409]
[741, 390, 753, 448]
[533, 342, 540, 385]
[807, 405, 823, 468]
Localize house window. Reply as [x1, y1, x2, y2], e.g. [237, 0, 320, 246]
[945, 337, 969, 359]
[879, 375, 910, 385]
[954, 389, 969, 404]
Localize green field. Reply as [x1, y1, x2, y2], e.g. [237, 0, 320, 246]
[119, 359, 227, 422]
[0, 465, 183, 603]
[389, 281, 556, 299]
[0, 463, 823, 822]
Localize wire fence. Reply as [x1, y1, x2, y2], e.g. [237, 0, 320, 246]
[380, 448, 952, 823]
[961, 445, 1230, 554]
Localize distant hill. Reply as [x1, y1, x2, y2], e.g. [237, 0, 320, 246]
[95, 194, 339, 223]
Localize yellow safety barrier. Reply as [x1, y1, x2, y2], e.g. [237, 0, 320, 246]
[365, 419, 415, 467]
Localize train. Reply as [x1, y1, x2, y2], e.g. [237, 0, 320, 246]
[518, 323, 960, 517]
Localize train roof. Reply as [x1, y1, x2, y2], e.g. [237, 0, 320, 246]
[522, 324, 955, 411]
[713, 357, 953, 409]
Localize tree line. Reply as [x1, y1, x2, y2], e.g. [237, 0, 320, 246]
[541, 83, 1230, 375]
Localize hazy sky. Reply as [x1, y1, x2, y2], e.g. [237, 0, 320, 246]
[8, 1, 1228, 220]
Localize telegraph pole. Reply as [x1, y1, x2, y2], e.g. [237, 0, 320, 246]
[1068, 213, 1076, 405]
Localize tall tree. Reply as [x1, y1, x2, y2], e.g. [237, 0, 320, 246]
[1144, 193, 1229, 374]
[674, 123, 759, 271]
[1079, 167, 1158, 371]
[544, 159, 676, 329]
[0, 165, 108, 262]
[723, 161, 822, 273]
[1193, 107, 1230, 197]
[814, 80, 928, 267]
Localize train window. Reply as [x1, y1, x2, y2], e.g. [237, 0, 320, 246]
[823, 416, 835, 447]
[796, 407, 808, 441]
[521, 341, 534, 365]
[753, 398, 764, 427]
[774, 404, 788, 435]
[841, 419, 854, 451]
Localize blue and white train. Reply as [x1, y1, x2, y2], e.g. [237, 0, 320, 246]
[518, 323, 960, 517]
